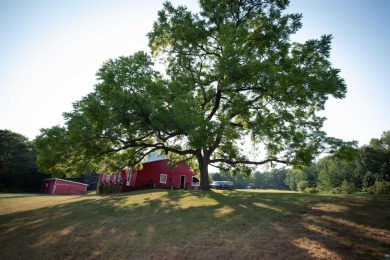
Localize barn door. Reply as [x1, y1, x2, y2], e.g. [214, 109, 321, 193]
[180, 175, 185, 189]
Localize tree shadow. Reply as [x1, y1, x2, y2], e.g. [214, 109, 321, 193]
[0, 190, 389, 259]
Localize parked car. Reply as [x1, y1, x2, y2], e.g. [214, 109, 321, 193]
[210, 181, 235, 190]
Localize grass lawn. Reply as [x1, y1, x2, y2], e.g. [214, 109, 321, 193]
[0, 189, 389, 259]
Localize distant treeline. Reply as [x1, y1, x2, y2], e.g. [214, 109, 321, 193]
[0, 130, 49, 191]
[1, 129, 389, 194]
[0, 130, 99, 192]
[211, 131, 390, 194]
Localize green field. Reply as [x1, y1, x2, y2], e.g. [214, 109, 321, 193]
[1, 190, 389, 259]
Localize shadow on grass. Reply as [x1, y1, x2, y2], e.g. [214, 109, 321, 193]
[0, 193, 49, 199]
[0, 190, 389, 259]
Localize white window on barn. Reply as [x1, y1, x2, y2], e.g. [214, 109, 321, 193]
[115, 172, 120, 182]
[126, 170, 132, 186]
[160, 174, 167, 184]
[192, 176, 200, 186]
[105, 174, 110, 182]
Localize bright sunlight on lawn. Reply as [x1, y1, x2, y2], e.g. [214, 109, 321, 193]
[1, 190, 389, 259]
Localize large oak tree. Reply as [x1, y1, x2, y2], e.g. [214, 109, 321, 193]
[35, 0, 355, 190]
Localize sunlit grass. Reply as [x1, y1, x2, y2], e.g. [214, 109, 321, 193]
[0, 190, 389, 259]
[0, 193, 95, 215]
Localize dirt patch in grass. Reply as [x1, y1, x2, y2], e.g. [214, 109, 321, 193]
[0, 190, 389, 259]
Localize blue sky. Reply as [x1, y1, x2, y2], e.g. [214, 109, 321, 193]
[0, 0, 389, 147]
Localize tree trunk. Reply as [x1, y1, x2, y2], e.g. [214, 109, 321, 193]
[197, 150, 210, 190]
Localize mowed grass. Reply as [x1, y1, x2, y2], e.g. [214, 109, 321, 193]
[1, 190, 389, 259]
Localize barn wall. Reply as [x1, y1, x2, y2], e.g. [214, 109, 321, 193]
[135, 159, 197, 189]
[98, 170, 135, 193]
[97, 159, 199, 193]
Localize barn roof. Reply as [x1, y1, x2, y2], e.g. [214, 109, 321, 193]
[144, 152, 167, 163]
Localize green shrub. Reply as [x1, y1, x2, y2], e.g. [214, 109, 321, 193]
[297, 181, 310, 191]
[341, 180, 355, 194]
[97, 183, 122, 194]
[97, 183, 104, 194]
[331, 187, 342, 194]
[368, 181, 390, 194]
[303, 187, 319, 193]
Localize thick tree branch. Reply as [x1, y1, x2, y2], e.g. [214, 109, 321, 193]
[206, 88, 222, 120]
[210, 157, 289, 166]
[196, 44, 221, 58]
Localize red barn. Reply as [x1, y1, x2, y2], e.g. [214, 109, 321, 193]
[41, 178, 88, 195]
[97, 156, 200, 193]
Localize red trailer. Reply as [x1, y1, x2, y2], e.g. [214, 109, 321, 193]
[41, 178, 88, 195]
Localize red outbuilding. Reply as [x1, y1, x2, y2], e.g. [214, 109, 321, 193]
[97, 155, 200, 193]
[41, 178, 89, 195]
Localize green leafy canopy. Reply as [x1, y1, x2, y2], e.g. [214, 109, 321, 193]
[35, 0, 356, 189]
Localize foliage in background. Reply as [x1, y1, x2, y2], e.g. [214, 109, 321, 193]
[368, 181, 390, 194]
[0, 130, 49, 191]
[355, 131, 390, 188]
[340, 180, 355, 194]
[303, 187, 319, 193]
[316, 156, 357, 191]
[97, 183, 122, 194]
[284, 165, 318, 191]
[297, 180, 310, 191]
[214, 131, 389, 194]
[289, 131, 389, 193]
[211, 168, 289, 190]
